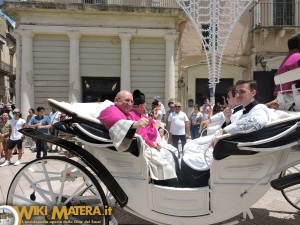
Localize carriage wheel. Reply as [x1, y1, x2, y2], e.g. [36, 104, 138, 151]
[7, 156, 110, 225]
[280, 164, 300, 210]
[77, 158, 117, 207]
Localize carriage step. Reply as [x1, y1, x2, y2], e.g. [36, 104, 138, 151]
[271, 172, 300, 190]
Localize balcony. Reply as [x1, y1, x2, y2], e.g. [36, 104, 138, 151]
[0, 61, 16, 76]
[3, 0, 181, 8]
[251, 1, 300, 28]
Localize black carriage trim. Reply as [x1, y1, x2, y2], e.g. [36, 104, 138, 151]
[214, 117, 300, 160]
[19, 128, 129, 207]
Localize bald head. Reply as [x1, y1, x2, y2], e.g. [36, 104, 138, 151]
[114, 90, 134, 114]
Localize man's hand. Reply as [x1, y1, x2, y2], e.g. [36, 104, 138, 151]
[132, 118, 149, 129]
[201, 119, 210, 129]
[223, 107, 232, 124]
[266, 99, 279, 109]
[153, 141, 161, 151]
[31, 124, 38, 129]
[37, 122, 43, 129]
[211, 129, 226, 147]
[217, 129, 226, 136]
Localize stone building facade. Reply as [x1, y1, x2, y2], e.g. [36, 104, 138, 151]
[0, 11, 16, 104]
[3, 1, 185, 115]
[2, 0, 300, 115]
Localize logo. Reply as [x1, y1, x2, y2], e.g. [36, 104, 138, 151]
[4, 205, 112, 224]
[0, 205, 19, 225]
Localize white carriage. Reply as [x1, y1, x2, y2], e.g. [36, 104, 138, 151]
[6, 70, 300, 225]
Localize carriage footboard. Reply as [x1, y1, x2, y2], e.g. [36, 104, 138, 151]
[271, 172, 300, 190]
[19, 128, 129, 207]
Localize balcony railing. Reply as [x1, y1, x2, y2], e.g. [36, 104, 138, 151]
[0, 61, 16, 75]
[251, 2, 300, 27]
[3, 0, 181, 8]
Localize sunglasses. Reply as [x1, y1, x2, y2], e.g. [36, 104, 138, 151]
[175, 106, 181, 108]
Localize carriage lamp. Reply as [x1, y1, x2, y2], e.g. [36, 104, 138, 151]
[178, 77, 185, 88]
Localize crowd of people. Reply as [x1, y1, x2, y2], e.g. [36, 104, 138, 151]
[0, 105, 70, 167]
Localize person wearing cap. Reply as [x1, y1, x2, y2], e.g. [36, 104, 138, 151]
[128, 90, 178, 185]
[129, 90, 160, 147]
[0, 108, 26, 167]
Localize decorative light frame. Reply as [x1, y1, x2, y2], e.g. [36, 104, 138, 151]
[175, 0, 253, 102]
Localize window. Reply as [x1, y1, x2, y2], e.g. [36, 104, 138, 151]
[151, 0, 160, 7]
[273, 0, 295, 25]
[83, 0, 107, 4]
[82, 77, 120, 103]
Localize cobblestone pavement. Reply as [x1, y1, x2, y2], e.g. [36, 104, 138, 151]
[0, 147, 299, 225]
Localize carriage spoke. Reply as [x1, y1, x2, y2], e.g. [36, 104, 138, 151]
[23, 173, 52, 205]
[42, 162, 55, 203]
[56, 162, 69, 205]
[10, 193, 45, 206]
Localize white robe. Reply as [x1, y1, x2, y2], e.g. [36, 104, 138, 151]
[109, 119, 177, 180]
[183, 104, 271, 171]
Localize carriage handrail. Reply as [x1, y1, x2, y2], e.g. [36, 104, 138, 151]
[238, 142, 298, 151]
[237, 122, 300, 149]
[274, 67, 300, 85]
[200, 128, 207, 137]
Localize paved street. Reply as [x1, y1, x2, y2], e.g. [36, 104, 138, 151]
[0, 147, 299, 225]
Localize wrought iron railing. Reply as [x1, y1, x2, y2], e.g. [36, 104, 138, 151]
[251, 2, 300, 27]
[0, 61, 16, 75]
[3, 0, 181, 8]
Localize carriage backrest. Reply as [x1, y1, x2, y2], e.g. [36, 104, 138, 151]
[213, 112, 300, 160]
[48, 98, 114, 124]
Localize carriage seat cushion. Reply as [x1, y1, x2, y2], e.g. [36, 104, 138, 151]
[269, 108, 295, 122]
